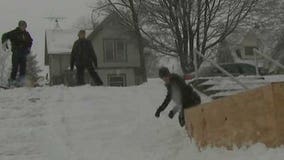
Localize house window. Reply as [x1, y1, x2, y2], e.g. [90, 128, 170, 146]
[108, 74, 127, 86]
[244, 46, 256, 56]
[104, 39, 127, 62]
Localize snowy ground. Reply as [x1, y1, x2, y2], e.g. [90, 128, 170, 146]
[0, 79, 284, 160]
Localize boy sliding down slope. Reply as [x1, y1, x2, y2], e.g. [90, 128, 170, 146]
[155, 67, 201, 127]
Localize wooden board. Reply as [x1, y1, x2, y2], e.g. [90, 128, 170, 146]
[185, 82, 284, 148]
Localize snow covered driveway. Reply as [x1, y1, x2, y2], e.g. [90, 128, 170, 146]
[0, 79, 284, 160]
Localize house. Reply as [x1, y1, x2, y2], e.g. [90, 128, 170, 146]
[217, 28, 269, 69]
[45, 13, 146, 86]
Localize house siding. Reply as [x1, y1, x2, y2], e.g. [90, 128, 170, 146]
[91, 22, 141, 68]
[239, 31, 264, 60]
[49, 54, 70, 85]
[96, 68, 136, 86]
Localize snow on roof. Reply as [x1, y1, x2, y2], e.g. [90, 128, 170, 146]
[45, 29, 93, 54]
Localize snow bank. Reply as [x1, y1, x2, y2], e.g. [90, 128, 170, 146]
[0, 79, 283, 160]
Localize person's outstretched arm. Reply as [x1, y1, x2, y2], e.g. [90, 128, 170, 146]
[2, 30, 13, 44]
[155, 85, 171, 118]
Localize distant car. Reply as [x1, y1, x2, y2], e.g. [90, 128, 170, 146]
[184, 63, 268, 80]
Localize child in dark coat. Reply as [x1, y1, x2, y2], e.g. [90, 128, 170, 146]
[155, 67, 201, 127]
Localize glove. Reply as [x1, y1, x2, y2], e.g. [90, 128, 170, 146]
[155, 109, 161, 118]
[168, 110, 174, 119]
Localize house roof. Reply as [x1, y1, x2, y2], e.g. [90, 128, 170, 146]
[226, 27, 273, 49]
[44, 12, 144, 66]
[87, 12, 126, 40]
[226, 28, 253, 46]
[45, 12, 124, 56]
[45, 29, 93, 55]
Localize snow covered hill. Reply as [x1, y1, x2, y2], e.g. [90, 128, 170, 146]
[0, 79, 284, 160]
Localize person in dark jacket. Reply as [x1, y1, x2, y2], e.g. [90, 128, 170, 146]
[155, 67, 201, 127]
[1, 20, 33, 86]
[70, 30, 103, 86]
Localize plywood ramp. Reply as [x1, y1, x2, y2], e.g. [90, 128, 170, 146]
[185, 82, 284, 148]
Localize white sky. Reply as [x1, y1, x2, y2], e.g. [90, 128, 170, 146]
[0, 0, 96, 74]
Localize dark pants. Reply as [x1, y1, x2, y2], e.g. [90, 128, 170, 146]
[10, 51, 27, 80]
[76, 64, 103, 86]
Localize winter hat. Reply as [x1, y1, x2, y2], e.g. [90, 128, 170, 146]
[78, 30, 86, 36]
[159, 67, 170, 78]
[18, 20, 27, 27]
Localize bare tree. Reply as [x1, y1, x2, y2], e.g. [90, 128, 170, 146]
[244, 0, 284, 30]
[143, 0, 258, 73]
[73, 16, 95, 30]
[94, 0, 257, 74]
[216, 40, 234, 64]
[144, 50, 160, 78]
